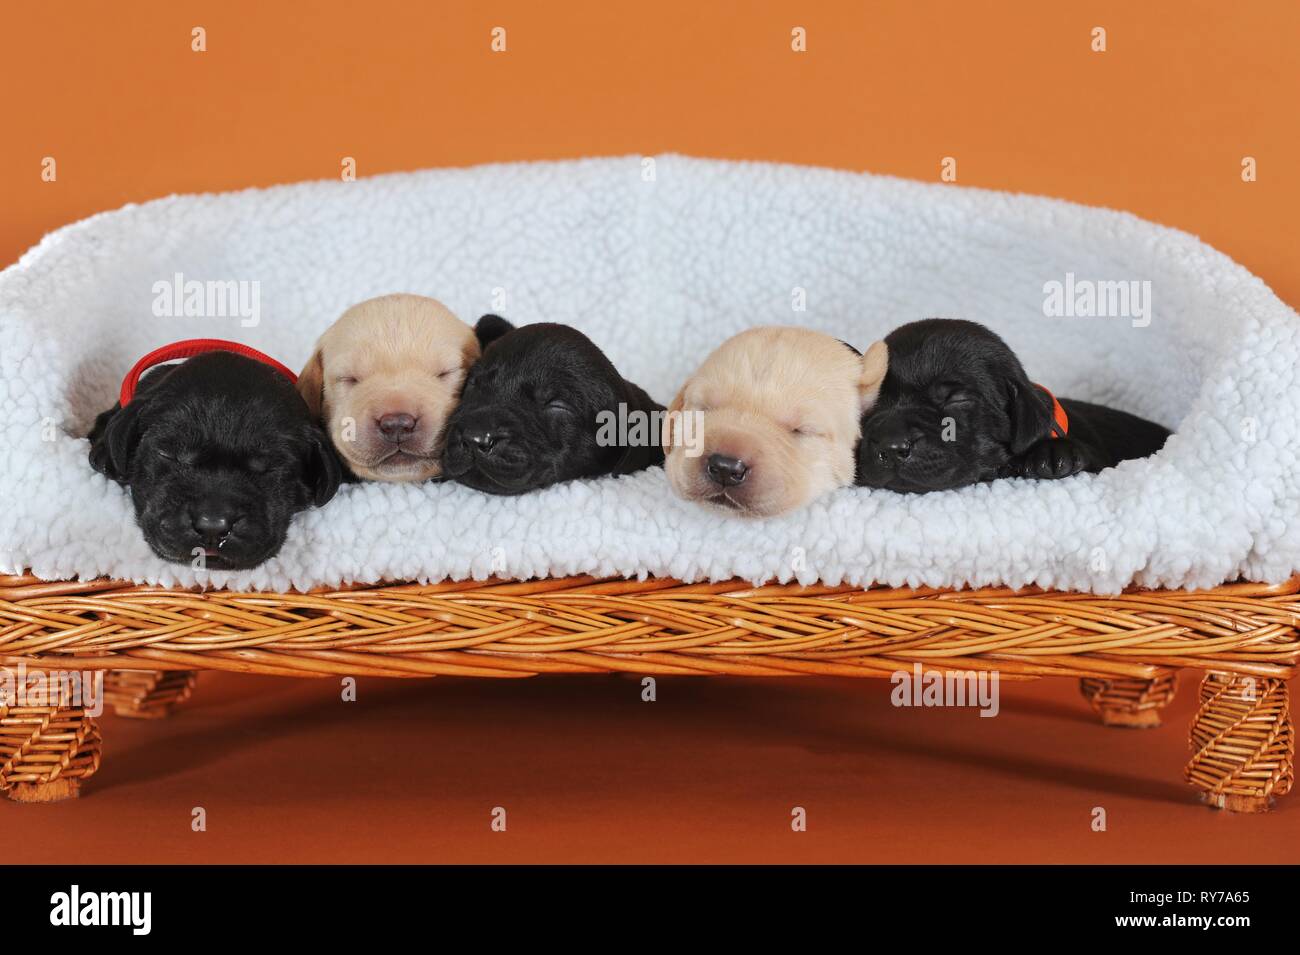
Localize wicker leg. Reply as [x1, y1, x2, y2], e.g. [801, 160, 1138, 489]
[1185, 670, 1294, 813]
[104, 668, 198, 719]
[0, 693, 103, 803]
[1079, 671, 1178, 728]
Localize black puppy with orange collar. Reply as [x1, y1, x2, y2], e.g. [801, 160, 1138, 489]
[855, 319, 1170, 493]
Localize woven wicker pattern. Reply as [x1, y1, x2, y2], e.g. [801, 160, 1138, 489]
[1080, 671, 1179, 727]
[1, 573, 1297, 679]
[1, 571, 1296, 809]
[1186, 670, 1294, 811]
[104, 668, 198, 719]
[0, 674, 102, 800]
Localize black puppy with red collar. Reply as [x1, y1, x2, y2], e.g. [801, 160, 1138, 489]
[855, 318, 1170, 493]
[89, 340, 341, 569]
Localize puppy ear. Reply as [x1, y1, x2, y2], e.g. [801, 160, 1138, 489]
[297, 346, 325, 420]
[1007, 379, 1056, 455]
[461, 333, 482, 367]
[661, 382, 687, 453]
[859, 340, 888, 410]
[302, 424, 343, 507]
[475, 314, 516, 350]
[88, 401, 144, 485]
[612, 379, 666, 475]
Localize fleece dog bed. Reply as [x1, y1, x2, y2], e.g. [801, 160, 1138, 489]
[3, 155, 1299, 594]
[1, 156, 1297, 811]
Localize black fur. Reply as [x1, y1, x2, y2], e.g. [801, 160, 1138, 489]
[442, 316, 664, 494]
[89, 351, 342, 569]
[855, 318, 1170, 493]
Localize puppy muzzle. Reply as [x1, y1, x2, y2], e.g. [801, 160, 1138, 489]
[670, 433, 802, 518]
[338, 409, 443, 479]
[859, 414, 967, 492]
[137, 487, 283, 569]
[443, 411, 548, 493]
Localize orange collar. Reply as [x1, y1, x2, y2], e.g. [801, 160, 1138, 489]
[1035, 384, 1068, 439]
[119, 338, 297, 405]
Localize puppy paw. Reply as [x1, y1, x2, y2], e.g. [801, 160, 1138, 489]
[1011, 438, 1089, 480]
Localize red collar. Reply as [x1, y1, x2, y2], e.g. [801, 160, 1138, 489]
[119, 339, 298, 406]
[1035, 384, 1069, 439]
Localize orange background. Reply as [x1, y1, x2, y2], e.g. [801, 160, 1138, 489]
[4, 2, 1300, 864]
[2, 0, 1297, 311]
[9, 671, 1300, 865]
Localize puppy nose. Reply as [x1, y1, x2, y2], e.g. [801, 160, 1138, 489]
[706, 453, 750, 487]
[883, 437, 913, 460]
[192, 513, 233, 541]
[468, 431, 498, 453]
[377, 412, 417, 441]
[870, 431, 914, 463]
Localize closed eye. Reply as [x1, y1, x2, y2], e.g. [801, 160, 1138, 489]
[157, 448, 198, 465]
[934, 383, 976, 408]
[545, 399, 576, 416]
[436, 367, 460, 380]
[336, 375, 358, 386]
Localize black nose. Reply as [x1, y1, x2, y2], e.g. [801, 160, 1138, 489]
[192, 513, 234, 543]
[467, 430, 499, 453]
[870, 431, 914, 464]
[706, 454, 750, 487]
[377, 412, 417, 441]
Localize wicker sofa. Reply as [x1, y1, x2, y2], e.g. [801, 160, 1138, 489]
[3, 158, 1298, 814]
[1, 570, 1294, 811]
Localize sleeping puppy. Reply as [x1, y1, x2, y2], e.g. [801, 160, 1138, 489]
[664, 326, 888, 517]
[442, 316, 664, 494]
[297, 294, 480, 482]
[89, 350, 341, 569]
[856, 318, 1171, 492]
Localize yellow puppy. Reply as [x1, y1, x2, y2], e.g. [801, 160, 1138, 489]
[297, 294, 479, 482]
[665, 326, 887, 517]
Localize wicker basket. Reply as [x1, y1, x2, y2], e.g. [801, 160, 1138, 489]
[1, 571, 1295, 812]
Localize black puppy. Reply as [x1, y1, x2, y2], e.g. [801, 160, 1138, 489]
[442, 316, 664, 494]
[856, 318, 1170, 492]
[90, 349, 342, 569]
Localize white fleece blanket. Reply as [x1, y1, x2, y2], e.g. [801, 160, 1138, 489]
[2, 155, 1298, 594]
